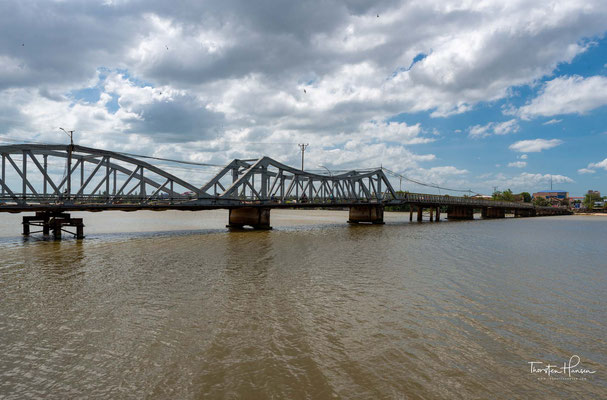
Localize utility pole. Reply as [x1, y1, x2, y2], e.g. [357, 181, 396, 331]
[298, 143, 308, 171]
[59, 127, 74, 147]
[59, 128, 75, 200]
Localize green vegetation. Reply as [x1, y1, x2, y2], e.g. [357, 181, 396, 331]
[583, 192, 602, 209]
[520, 192, 531, 203]
[492, 189, 515, 202]
[533, 197, 549, 207]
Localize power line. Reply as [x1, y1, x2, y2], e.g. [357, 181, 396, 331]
[382, 167, 480, 195]
[115, 151, 225, 168]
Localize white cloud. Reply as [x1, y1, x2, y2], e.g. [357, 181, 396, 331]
[509, 138, 563, 152]
[573, 158, 607, 175]
[542, 118, 562, 125]
[468, 119, 519, 138]
[481, 172, 574, 192]
[358, 121, 435, 145]
[469, 124, 492, 138]
[508, 161, 527, 168]
[589, 158, 607, 170]
[519, 75, 607, 119]
[0, 0, 605, 191]
[519, 154, 528, 159]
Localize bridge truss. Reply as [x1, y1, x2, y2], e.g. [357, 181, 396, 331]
[0, 144, 204, 207]
[0, 144, 571, 237]
[0, 144, 396, 209]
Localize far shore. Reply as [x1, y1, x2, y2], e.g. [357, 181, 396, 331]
[573, 212, 607, 216]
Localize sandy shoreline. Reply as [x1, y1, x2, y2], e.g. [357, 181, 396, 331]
[573, 212, 607, 216]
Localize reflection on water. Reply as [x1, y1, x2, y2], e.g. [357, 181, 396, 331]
[0, 210, 606, 399]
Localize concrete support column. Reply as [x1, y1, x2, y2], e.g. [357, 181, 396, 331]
[52, 219, 62, 240]
[447, 206, 474, 220]
[484, 207, 505, 218]
[76, 223, 84, 239]
[22, 217, 30, 236]
[227, 207, 272, 230]
[436, 207, 441, 221]
[417, 206, 423, 222]
[429, 208, 434, 222]
[347, 205, 384, 224]
[23, 213, 49, 236]
[515, 208, 534, 217]
[50, 214, 84, 239]
[409, 207, 413, 221]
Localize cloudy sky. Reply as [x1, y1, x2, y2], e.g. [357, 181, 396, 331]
[1, 0, 606, 195]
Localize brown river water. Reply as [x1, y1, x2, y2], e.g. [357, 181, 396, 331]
[0, 210, 605, 399]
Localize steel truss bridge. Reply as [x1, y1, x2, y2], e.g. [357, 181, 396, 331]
[0, 144, 570, 238]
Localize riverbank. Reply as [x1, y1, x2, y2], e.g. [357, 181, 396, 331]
[573, 212, 607, 216]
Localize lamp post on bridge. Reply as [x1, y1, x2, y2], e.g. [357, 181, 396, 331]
[298, 143, 308, 171]
[59, 127, 75, 200]
[318, 165, 332, 177]
[59, 127, 75, 147]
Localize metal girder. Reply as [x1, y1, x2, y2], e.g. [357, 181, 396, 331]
[209, 156, 397, 204]
[0, 144, 205, 206]
[0, 143, 547, 213]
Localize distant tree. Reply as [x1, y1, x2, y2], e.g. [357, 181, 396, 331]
[501, 189, 515, 201]
[520, 192, 531, 202]
[583, 192, 602, 209]
[533, 197, 549, 206]
[493, 189, 515, 201]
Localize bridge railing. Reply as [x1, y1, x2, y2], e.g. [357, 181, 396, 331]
[0, 144, 569, 214]
[393, 192, 535, 208]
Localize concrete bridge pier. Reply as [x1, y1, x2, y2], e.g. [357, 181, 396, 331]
[50, 215, 84, 239]
[481, 207, 505, 219]
[514, 208, 534, 217]
[409, 207, 413, 221]
[347, 205, 384, 224]
[227, 207, 272, 230]
[417, 206, 423, 222]
[447, 206, 474, 220]
[23, 212, 84, 239]
[429, 208, 434, 222]
[435, 207, 441, 221]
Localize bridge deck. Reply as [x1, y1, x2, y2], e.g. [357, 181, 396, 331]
[0, 143, 568, 216]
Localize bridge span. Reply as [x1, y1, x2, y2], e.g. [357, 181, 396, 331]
[0, 144, 570, 238]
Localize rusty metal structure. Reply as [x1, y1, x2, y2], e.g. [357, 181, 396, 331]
[0, 144, 571, 238]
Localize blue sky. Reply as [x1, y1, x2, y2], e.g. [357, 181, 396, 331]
[0, 1, 606, 196]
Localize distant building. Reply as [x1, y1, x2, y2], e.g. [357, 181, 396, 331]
[532, 191, 569, 200]
[588, 190, 601, 197]
[569, 196, 584, 209]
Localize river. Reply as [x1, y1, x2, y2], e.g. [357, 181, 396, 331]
[0, 210, 605, 399]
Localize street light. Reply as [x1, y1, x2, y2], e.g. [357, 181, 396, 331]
[318, 165, 332, 176]
[59, 127, 75, 200]
[298, 143, 308, 171]
[59, 127, 75, 147]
